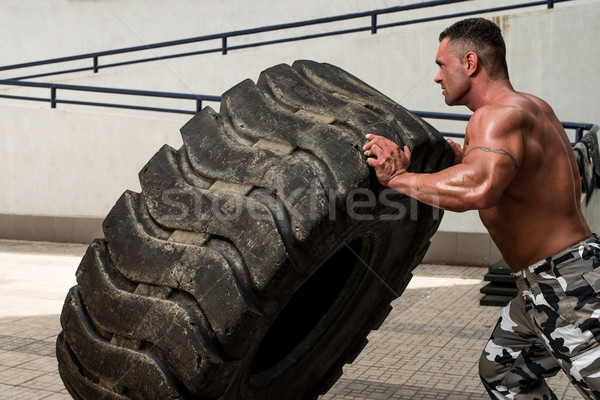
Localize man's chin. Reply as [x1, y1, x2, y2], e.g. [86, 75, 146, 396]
[444, 96, 459, 107]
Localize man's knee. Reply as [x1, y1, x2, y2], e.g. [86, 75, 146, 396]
[478, 347, 496, 384]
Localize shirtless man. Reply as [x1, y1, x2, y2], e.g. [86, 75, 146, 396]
[363, 18, 600, 399]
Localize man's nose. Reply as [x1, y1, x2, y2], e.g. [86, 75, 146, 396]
[434, 70, 441, 84]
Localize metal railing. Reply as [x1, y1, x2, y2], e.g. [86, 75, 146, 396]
[0, 79, 220, 114]
[0, 0, 568, 81]
[1, 79, 593, 141]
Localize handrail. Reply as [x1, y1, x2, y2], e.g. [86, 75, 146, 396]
[0, 79, 220, 114]
[0, 79, 592, 141]
[0, 0, 567, 81]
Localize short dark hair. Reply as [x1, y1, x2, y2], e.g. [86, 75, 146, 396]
[439, 18, 509, 79]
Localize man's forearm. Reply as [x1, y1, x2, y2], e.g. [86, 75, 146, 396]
[386, 172, 446, 211]
[386, 168, 488, 212]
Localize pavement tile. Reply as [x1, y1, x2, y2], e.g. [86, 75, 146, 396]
[22, 370, 65, 392]
[0, 350, 37, 368]
[0, 383, 69, 400]
[18, 355, 59, 373]
[0, 366, 46, 386]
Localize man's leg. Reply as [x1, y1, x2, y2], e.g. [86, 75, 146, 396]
[479, 293, 562, 399]
[524, 240, 600, 399]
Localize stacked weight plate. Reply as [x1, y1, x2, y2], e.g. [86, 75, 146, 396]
[479, 259, 518, 306]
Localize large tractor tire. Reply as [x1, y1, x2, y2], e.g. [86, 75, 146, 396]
[56, 60, 453, 399]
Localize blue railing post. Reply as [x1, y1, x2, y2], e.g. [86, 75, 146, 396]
[50, 86, 57, 108]
[548, 0, 554, 8]
[222, 36, 228, 55]
[196, 98, 203, 113]
[93, 56, 99, 73]
[371, 14, 378, 34]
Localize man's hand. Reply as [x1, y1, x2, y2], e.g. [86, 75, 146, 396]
[446, 138, 464, 165]
[363, 134, 411, 187]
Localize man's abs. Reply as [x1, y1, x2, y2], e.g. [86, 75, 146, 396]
[481, 203, 591, 271]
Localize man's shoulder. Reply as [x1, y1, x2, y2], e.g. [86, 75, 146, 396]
[518, 92, 551, 110]
[469, 102, 533, 135]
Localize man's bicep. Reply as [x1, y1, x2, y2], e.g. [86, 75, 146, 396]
[456, 144, 519, 208]
[462, 110, 525, 192]
[465, 108, 525, 169]
[464, 146, 520, 172]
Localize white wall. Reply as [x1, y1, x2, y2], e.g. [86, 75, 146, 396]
[1, 0, 598, 245]
[0, 106, 183, 216]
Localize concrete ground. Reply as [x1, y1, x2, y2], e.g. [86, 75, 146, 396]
[0, 239, 583, 399]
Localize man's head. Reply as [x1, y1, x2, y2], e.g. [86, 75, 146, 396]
[434, 18, 509, 107]
[439, 18, 509, 80]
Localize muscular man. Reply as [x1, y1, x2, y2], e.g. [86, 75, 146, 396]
[363, 18, 600, 399]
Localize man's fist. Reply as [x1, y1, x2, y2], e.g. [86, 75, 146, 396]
[363, 134, 411, 187]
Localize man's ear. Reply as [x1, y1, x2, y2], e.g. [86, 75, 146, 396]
[463, 52, 479, 76]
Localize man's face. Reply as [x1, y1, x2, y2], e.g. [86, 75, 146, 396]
[434, 38, 470, 106]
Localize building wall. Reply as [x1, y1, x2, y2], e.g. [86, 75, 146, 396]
[1, 0, 598, 264]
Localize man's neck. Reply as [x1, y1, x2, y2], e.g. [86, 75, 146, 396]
[466, 78, 515, 112]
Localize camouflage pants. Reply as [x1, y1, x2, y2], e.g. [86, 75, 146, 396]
[480, 235, 600, 399]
